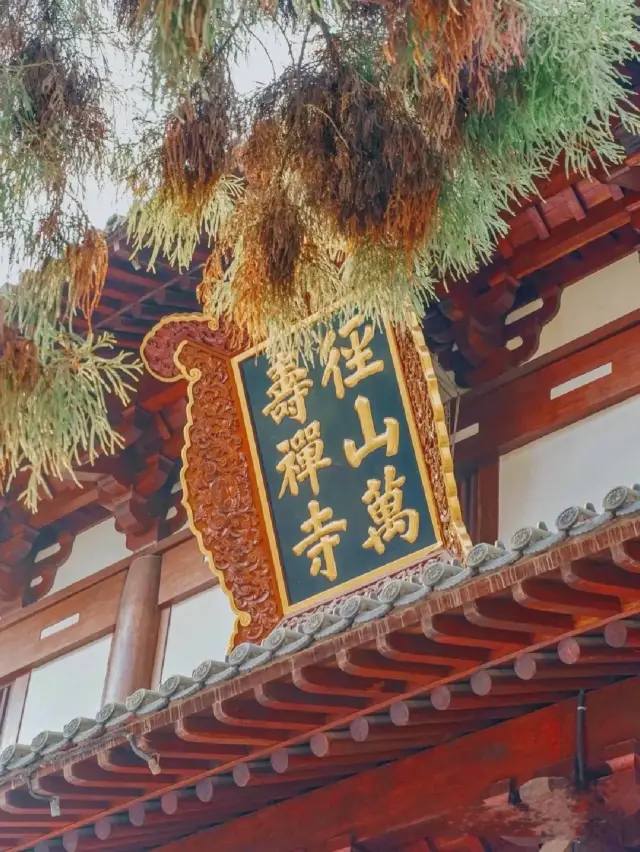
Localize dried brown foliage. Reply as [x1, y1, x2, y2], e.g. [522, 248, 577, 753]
[199, 181, 341, 347]
[66, 228, 108, 329]
[386, 0, 527, 137]
[225, 184, 305, 331]
[117, 0, 212, 54]
[3, 32, 107, 254]
[238, 119, 282, 187]
[159, 64, 233, 215]
[0, 326, 40, 393]
[254, 62, 448, 253]
[114, 0, 141, 29]
[9, 36, 106, 154]
[256, 185, 304, 290]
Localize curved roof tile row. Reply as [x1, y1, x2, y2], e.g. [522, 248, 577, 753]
[1, 482, 639, 781]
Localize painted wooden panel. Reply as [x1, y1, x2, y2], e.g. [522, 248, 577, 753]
[533, 254, 640, 360]
[499, 394, 640, 539]
[235, 316, 438, 611]
[159, 538, 215, 606]
[456, 321, 640, 466]
[0, 572, 125, 683]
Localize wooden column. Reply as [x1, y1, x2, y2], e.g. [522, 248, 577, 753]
[103, 553, 162, 703]
[457, 459, 499, 545]
[475, 459, 499, 544]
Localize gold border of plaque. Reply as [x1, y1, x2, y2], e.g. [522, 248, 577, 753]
[232, 318, 444, 615]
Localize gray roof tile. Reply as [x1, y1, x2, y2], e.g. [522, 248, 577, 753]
[1, 482, 639, 783]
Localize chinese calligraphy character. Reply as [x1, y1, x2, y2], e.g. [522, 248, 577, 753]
[362, 465, 419, 554]
[344, 396, 399, 468]
[321, 315, 384, 399]
[263, 358, 312, 425]
[292, 500, 347, 582]
[276, 421, 332, 498]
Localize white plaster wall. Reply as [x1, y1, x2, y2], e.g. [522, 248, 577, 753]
[161, 586, 236, 680]
[43, 519, 130, 597]
[499, 394, 640, 541]
[15, 635, 112, 746]
[531, 254, 640, 360]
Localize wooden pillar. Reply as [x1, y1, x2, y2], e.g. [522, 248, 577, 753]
[103, 553, 162, 703]
[475, 458, 499, 544]
[456, 458, 499, 545]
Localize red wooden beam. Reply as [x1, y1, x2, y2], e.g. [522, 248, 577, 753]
[155, 677, 640, 852]
[508, 193, 639, 279]
[458, 460, 499, 544]
[454, 320, 640, 467]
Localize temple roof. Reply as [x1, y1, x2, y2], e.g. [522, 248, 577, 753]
[2, 482, 640, 851]
[1, 139, 639, 612]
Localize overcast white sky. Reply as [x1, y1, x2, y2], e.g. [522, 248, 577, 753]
[0, 28, 293, 282]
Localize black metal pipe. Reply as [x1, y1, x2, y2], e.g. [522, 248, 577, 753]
[575, 688, 587, 790]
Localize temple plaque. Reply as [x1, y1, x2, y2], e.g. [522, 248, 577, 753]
[142, 310, 470, 645]
[234, 314, 440, 613]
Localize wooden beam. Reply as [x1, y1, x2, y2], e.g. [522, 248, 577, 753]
[0, 573, 125, 684]
[0, 526, 192, 661]
[305, 838, 355, 852]
[526, 206, 550, 241]
[155, 677, 640, 852]
[158, 539, 214, 607]
[508, 193, 638, 279]
[468, 294, 640, 401]
[427, 212, 640, 389]
[477, 461, 499, 544]
[30, 488, 99, 531]
[455, 320, 640, 466]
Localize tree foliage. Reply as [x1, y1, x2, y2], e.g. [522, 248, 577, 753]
[0, 247, 142, 508]
[0, 0, 638, 502]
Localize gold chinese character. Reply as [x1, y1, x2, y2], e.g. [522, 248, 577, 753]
[263, 358, 312, 425]
[276, 421, 332, 498]
[344, 396, 399, 468]
[292, 500, 347, 582]
[321, 315, 384, 399]
[362, 465, 420, 554]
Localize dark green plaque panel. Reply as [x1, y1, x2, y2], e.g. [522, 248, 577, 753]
[235, 314, 438, 611]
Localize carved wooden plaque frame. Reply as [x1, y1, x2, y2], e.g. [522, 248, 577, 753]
[142, 314, 470, 647]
